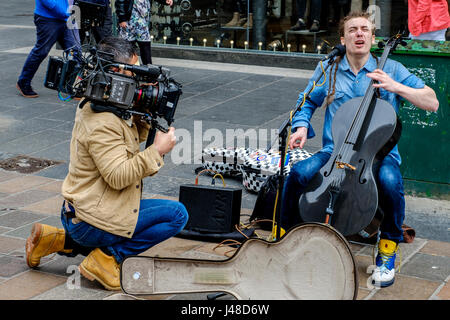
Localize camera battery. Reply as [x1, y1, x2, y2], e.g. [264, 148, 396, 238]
[44, 56, 64, 90]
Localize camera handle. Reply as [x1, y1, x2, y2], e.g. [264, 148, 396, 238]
[124, 110, 168, 149]
[146, 119, 169, 148]
[146, 126, 157, 149]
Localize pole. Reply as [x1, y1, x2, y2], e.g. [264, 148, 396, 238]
[272, 58, 335, 241]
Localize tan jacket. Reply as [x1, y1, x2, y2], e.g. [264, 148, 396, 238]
[62, 102, 164, 238]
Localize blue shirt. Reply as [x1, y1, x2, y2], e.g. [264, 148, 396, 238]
[35, 0, 71, 20]
[291, 54, 425, 165]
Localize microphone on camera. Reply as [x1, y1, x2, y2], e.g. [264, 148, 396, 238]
[321, 44, 346, 61]
[116, 64, 162, 79]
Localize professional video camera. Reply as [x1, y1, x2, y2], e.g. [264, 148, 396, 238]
[43, 46, 182, 141]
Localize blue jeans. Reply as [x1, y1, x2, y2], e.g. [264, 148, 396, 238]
[61, 199, 188, 263]
[280, 151, 405, 242]
[375, 156, 405, 242]
[280, 151, 331, 229]
[18, 14, 81, 86]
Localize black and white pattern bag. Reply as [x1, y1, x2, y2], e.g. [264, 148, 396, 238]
[200, 147, 312, 193]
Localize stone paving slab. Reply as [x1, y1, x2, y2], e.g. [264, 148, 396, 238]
[0, 226, 11, 234]
[436, 282, 450, 300]
[0, 175, 55, 194]
[400, 253, 450, 282]
[31, 283, 114, 300]
[0, 254, 30, 278]
[35, 163, 70, 180]
[0, 170, 20, 183]
[4, 215, 63, 240]
[22, 194, 64, 216]
[420, 240, 450, 257]
[0, 210, 46, 229]
[0, 189, 58, 209]
[370, 275, 442, 300]
[0, 270, 67, 300]
[0, 235, 25, 254]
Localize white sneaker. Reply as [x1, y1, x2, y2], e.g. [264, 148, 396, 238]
[371, 239, 398, 288]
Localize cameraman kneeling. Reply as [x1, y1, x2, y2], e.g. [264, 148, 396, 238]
[25, 37, 188, 291]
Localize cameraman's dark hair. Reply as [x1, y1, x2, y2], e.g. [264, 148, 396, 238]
[97, 36, 137, 64]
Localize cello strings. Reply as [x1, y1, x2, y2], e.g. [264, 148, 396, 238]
[335, 46, 391, 169]
[345, 48, 390, 152]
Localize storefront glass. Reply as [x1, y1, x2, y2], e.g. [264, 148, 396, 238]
[108, 0, 448, 56]
[145, 0, 422, 55]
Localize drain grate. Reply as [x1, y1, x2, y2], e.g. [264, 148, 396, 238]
[0, 155, 63, 174]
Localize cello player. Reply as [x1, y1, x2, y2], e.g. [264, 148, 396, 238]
[280, 11, 438, 288]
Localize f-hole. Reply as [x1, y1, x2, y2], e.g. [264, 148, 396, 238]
[358, 159, 367, 184]
[324, 156, 338, 177]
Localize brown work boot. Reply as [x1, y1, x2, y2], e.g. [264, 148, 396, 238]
[79, 248, 121, 291]
[26, 223, 72, 268]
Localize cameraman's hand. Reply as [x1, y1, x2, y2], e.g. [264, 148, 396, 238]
[153, 127, 176, 156]
[166, 0, 173, 6]
[119, 21, 127, 28]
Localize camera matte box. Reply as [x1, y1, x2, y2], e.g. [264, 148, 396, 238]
[179, 184, 242, 233]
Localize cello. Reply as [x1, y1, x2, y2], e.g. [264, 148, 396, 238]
[298, 34, 406, 236]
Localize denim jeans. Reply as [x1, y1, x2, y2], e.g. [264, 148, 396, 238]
[374, 155, 405, 242]
[61, 199, 188, 263]
[280, 151, 331, 229]
[18, 14, 81, 86]
[280, 151, 405, 242]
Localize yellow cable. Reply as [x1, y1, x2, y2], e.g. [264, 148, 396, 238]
[271, 188, 280, 238]
[315, 60, 327, 87]
[212, 173, 226, 187]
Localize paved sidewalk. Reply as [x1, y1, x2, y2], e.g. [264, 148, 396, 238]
[0, 170, 449, 300]
[0, 1, 449, 300]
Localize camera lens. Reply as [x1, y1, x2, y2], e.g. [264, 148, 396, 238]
[134, 83, 160, 112]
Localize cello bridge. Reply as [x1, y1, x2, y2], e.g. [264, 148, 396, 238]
[335, 161, 356, 171]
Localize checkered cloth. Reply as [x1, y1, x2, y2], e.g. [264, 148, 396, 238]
[201, 147, 249, 175]
[200, 147, 312, 192]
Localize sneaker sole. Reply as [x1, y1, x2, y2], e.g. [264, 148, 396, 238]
[78, 264, 121, 291]
[25, 223, 43, 268]
[372, 277, 395, 288]
[379, 278, 395, 288]
[16, 83, 39, 98]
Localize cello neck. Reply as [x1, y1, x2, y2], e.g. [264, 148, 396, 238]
[363, 41, 391, 100]
[344, 37, 399, 146]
